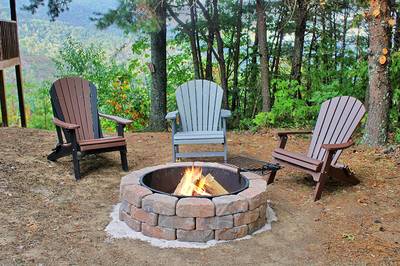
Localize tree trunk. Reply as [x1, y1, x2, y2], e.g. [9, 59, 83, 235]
[290, 0, 308, 86]
[189, 0, 201, 79]
[306, 13, 317, 92]
[213, 0, 228, 107]
[363, 0, 392, 146]
[340, 6, 348, 83]
[248, 26, 259, 117]
[256, 0, 271, 112]
[394, 9, 400, 51]
[149, 1, 167, 131]
[231, 0, 243, 112]
[205, 0, 214, 81]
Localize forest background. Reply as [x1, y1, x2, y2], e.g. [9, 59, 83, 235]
[1, 0, 399, 146]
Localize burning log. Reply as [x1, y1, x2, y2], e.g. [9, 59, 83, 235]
[173, 166, 228, 196]
[202, 174, 228, 195]
[173, 166, 201, 196]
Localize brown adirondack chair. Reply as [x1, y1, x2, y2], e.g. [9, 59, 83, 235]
[47, 77, 132, 180]
[268, 96, 366, 201]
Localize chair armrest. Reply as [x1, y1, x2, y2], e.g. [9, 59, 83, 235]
[277, 130, 313, 137]
[52, 117, 80, 130]
[166, 111, 179, 120]
[99, 113, 132, 125]
[221, 109, 231, 118]
[322, 139, 354, 151]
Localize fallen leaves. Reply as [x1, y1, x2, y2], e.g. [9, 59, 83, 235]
[342, 233, 355, 241]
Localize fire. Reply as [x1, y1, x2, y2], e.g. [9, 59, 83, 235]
[174, 165, 228, 197]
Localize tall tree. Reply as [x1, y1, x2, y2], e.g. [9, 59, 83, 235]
[205, 0, 214, 81]
[256, 0, 271, 112]
[364, 0, 392, 146]
[393, 5, 400, 51]
[231, 0, 244, 112]
[290, 0, 308, 87]
[149, 1, 167, 131]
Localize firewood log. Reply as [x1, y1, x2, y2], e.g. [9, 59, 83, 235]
[203, 174, 228, 195]
[174, 174, 197, 196]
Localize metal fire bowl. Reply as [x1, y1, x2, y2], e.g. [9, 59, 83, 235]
[140, 162, 249, 199]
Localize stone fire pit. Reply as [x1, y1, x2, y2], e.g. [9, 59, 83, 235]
[119, 162, 268, 242]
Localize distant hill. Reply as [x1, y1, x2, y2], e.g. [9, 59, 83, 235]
[1, 0, 119, 28]
[0, 0, 132, 82]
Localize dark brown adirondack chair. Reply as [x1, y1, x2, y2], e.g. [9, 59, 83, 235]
[268, 96, 366, 201]
[47, 77, 132, 180]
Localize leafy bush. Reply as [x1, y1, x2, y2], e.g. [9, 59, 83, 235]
[27, 82, 53, 130]
[54, 37, 150, 131]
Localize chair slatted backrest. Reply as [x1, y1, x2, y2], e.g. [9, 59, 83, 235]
[307, 96, 366, 165]
[50, 77, 101, 141]
[176, 80, 223, 132]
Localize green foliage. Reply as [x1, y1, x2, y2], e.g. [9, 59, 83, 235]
[54, 37, 150, 131]
[27, 82, 54, 130]
[166, 40, 194, 112]
[390, 51, 400, 130]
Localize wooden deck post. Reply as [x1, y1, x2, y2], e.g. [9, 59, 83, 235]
[10, 0, 17, 21]
[15, 65, 26, 127]
[0, 0, 27, 127]
[0, 70, 8, 127]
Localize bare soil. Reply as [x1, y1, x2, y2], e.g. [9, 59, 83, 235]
[0, 127, 399, 265]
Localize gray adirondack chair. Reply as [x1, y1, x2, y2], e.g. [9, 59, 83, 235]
[166, 80, 231, 162]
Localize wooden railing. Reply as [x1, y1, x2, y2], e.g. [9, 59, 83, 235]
[0, 20, 19, 61]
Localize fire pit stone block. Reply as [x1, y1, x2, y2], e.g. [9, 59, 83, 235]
[241, 172, 264, 180]
[120, 200, 131, 215]
[238, 187, 267, 210]
[158, 215, 195, 230]
[176, 229, 214, 242]
[120, 171, 141, 189]
[142, 194, 178, 216]
[248, 206, 267, 234]
[233, 208, 260, 226]
[122, 185, 152, 207]
[215, 225, 248, 240]
[196, 215, 234, 230]
[213, 195, 248, 216]
[176, 198, 215, 218]
[121, 211, 141, 232]
[131, 206, 158, 226]
[141, 223, 176, 240]
[249, 179, 267, 191]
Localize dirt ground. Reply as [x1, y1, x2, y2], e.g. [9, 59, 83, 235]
[0, 127, 399, 265]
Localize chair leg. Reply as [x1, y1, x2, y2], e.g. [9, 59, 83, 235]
[313, 173, 327, 201]
[267, 170, 277, 185]
[48, 144, 71, 161]
[223, 142, 228, 163]
[120, 148, 128, 171]
[173, 145, 177, 162]
[72, 148, 81, 180]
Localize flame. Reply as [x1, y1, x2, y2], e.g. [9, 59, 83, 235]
[176, 166, 205, 196]
[174, 165, 228, 196]
[175, 166, 209, 196]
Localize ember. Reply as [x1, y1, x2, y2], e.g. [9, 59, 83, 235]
[173, 166, 228, 196]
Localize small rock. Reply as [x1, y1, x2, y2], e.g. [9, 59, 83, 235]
[383, 146, 396, 154]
